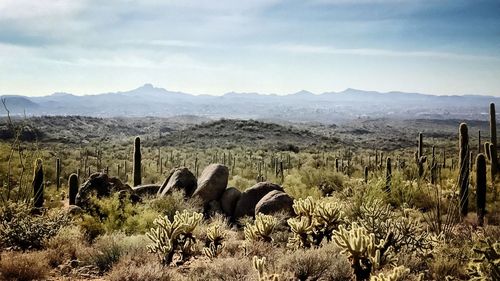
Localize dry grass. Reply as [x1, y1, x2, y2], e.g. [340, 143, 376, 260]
[277, 243, 352, 281]
[0, 251, 49, 281]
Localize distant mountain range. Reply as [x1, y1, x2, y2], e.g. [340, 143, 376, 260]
[1, 84, 498, 122]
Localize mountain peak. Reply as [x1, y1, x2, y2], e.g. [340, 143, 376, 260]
[49, 92, 74, 97]
[291, 90, 315, 96]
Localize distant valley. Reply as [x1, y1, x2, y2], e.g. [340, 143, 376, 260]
[1, 84, 498, 122]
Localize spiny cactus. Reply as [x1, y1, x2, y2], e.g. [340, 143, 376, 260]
[56, 158, 61, 190]
[358, 199, 433, 254]
[133, 136, 141, 186]
[476, 153, 487, 227]
[370, 266, 410, 281]
[287, 196, 343, 248]
[253, 256, 280, 281]
[203, 224, 225, 259]
[333, 222, 394, 281]
[244, 213, 277, 243]
[287, 216, 314, 248]
[415, 133, 426, 178]
[68, 173, 79, 205]
[32, 158, 44, 209]
[385, 157, 391, 192]
[364, 166, 369, 184]
[489, 103, 498, 178]
[478, 130, 482, 153]
[458, 123, 469, 217]
[430, 146, 437, 184]
[146, 210, 203, 265]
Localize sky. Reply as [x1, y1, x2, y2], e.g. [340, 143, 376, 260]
[1, 0, 500, 96]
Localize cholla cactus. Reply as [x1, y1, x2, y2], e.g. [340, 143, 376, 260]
[313, 200, 343, 242]
[358, 199, 434, 254]
[253, 256, 280, 281]
[333, 222, 395, 281]
[287, 196, 343, 248]
[146, 210, 203, 265]
[370, 266, 410, 281]
[203, 224, 225, 259]
[287, 216, 314, 248]
[244, 213, 277, 242]
[293, 196, 315, 217]
[467, 238, 500, 280]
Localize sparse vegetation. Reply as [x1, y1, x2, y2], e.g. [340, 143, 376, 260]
[0, 113, 498, 280]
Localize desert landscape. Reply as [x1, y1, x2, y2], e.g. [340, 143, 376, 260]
[1, 1, 499, 280]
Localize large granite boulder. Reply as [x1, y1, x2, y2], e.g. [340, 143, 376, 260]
[158, 167, 197, 197]
[132, 184, 161, 197]
[220, 187, 241, 217]
[192, 164, 229, 204]
[75, 173, 130, 209]
[233, 182, 284, 219]
[255, 190, 294, 216]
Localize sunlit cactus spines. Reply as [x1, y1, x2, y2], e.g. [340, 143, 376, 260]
[459, 123, 469, 217]
[146, 210, 203, 265]
[244, 213, 277, 243]
[203, 224, 225, 259]
[287, 196, 343, 248]
[133, 136, 141, 186]
[476, 153, 487, 227]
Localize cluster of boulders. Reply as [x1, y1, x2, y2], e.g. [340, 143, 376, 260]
[73, 164, 295, 221]
[157, 164, 294, 220]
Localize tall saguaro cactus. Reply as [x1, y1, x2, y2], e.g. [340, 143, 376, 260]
[476, 154, 487, 226]
[364, 166, 368, 184]
[133, 136, 142, 186]
[490, 103, 498, 176]
[56, 158, 61, 190]
[32, 158, 44, 208]
[385, 157, 391, 192]
[458, 123, 469, 217]
[68, 173, 79, 205]
[416, 132, 426, 178]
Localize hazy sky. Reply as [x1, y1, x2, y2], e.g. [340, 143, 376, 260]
[1, 0, 500, 96]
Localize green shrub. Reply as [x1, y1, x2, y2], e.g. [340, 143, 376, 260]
[0, 202, 70, 250]
[149, 190, 203, 221]
[45, 225, 86, 267]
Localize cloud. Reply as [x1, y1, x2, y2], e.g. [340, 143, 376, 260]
[266, 44, 500, 61]
[0, 0, 86, 20]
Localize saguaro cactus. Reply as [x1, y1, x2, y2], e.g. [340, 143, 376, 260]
[68, 173, 79, 205]
[364, 166, 368, 184]
[476, 154, 487, 226]
[385, 157, 391, 192]
[32, 158, 44, 208]
[56, 158, 61, 190]
[431, 146, 437, 184]
[133, 136, 142, 186]
[416, 133, 426, 178]
[458, 123, 469, 217]
[478, 130, 482, 153]
[490, 103, 498, 177]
